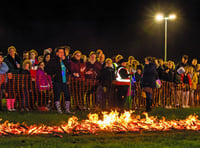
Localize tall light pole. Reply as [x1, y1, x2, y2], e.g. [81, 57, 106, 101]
[156, 14, 176, 62]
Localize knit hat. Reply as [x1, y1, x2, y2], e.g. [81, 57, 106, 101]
[118, 59, 126, 65]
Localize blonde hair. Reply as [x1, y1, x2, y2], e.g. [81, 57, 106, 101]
[8, 46, 16, 54]
[29, 49, 38, 57]
[89, 51, 96, 57]
[105, 58, 112, 63]
[115, 54, 123, 63]
[72, 50, 82, 58]
[128, 56, 134, 61]
[22, 60, 32, 70]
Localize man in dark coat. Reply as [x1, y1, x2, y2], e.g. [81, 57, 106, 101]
[45, 47, 73, 114]
[142, 57, 158, 112]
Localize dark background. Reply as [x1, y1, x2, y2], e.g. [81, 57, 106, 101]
[0, 0, 199, 63]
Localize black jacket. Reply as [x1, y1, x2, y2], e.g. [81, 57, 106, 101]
[142, 62, 158, 88]
[100, 67, 115, 86]
[4, 54, 22, 74]
[45, 56, 71, 83]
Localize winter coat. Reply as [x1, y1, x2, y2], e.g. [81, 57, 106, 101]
[100, 67, 115, 86]
[190, 73, 198, 90]
[36, 68, 53, 91]
[135, 72, 142, 82]
[4, 54, 22, 74]
[181, 73, 192, 90]
[162, 68, 175, 82]
[29, 58, 39, 81]
[142, 62, 158, 88]
[85, 61, 102, 79]
[70, 58, 86, 78]
[0, 62, 9, 85]
[45, 56, 71, 83]
[20, 70, 32, 90]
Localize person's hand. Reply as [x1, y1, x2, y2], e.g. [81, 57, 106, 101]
[80, 67, 86, 72]
[85, 71, 93, 75]
[165, 69, 169, 73]
[5, 93, 8, 98]
[73, 73, 79, 77]
[16, 64, 20, 68]
[62, 55, 66, 60]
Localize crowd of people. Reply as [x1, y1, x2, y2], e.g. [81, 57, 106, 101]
[0, 45, 200, 113]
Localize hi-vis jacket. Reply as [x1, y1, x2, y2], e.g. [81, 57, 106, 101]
[114, 66, 130, 85]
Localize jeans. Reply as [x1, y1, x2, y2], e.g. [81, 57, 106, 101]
[53, 82, 70, 102]
[21, 90, 29, 108]
[145, 92, 152, 111]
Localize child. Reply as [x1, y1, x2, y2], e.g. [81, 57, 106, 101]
[188, 66, 198, 106]
[5, 73, 16, 111]
[0, 52, 9, 110]
[100, 58, 115, 109]
[36, 62, 53, 111]
[181, 67, 192, 108]
[20, 60, 32, 111]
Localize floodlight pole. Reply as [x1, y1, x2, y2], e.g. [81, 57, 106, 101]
[164, 18, 168, 62]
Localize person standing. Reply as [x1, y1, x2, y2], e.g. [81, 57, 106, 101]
[142, 57, 158, 112]
[4, 46, 22, 74]
[114, 59, 130, 109]
[100, 58, 115, 109]
[45, 47, 73, 114]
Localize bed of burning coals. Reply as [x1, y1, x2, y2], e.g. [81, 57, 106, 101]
[1, 110, 200, 136]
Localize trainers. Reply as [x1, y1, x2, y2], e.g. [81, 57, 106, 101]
[8, 108, 12, 111]
[12, 108, 16, 111]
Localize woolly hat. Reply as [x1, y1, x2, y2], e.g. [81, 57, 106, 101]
[118, 59, 126, 65]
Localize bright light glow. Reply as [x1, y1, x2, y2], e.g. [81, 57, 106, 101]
[169, 14, 176, 20]
[156, 14, 164, 21]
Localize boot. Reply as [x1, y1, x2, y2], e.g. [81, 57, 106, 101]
[7, 99, 12, 111]
[11, 99, 16, 111]
[65, 101, 74, 114]
[55, 101, 63, 114]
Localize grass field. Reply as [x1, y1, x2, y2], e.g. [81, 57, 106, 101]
[1, 107, 200, 148]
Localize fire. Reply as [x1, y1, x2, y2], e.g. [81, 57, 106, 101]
[1, 110, 200, 136]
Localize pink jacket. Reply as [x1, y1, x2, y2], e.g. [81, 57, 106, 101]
[36, 68, 53, 91]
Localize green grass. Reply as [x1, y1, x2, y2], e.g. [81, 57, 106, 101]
[1, 107, 200, 148]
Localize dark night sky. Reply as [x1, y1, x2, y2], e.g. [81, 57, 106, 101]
[0, 0, 199, 62]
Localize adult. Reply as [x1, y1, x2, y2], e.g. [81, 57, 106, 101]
[113, 54, 123, 72]
[191, 58, 198, 71]
[142, 56, 158, 112]
[4, 46, 22, 74]
[100, 58, 115, 109]
[70, 50, 85, 78]
[45, 47, 73, 114]
[85, 51, 102, 79]
[174, 55, 189, 107]
[114, 59, 130, 108]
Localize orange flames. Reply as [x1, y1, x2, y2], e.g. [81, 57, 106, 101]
[1, 110, 200, 136]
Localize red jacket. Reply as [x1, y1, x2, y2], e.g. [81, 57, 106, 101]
[70, 58, 86, 79]
[29, 58, 39, 80]
[180, 73, 192, 87]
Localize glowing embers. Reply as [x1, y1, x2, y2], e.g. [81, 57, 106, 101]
[1, 111, 200, 136]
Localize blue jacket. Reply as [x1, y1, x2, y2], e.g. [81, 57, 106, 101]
[0, 62, 9, 74]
